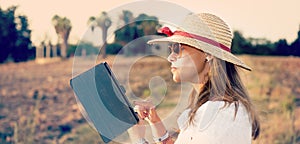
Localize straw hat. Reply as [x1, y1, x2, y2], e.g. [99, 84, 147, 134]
[148, 13, 252, 71]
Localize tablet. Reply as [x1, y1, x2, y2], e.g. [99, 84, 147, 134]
[70, 62, 139, 143]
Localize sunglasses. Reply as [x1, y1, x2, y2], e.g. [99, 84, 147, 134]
[168, 42, 184, 57]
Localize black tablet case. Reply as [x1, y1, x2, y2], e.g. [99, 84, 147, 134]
[70, 62, 139, 143]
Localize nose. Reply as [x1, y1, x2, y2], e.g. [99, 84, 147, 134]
[167, 52, 177, 62]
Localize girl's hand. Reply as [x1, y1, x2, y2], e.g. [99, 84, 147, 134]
[133, 100, 161, 124]
[134, 100, 173, 144]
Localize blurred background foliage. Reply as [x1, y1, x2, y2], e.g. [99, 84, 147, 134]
[0, 6, 299, 64]
[0, 6, 35, 63]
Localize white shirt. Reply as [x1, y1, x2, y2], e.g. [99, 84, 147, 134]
[175, 101, 252, 144]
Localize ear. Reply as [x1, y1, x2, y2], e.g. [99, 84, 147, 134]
[205, 54, 213, 62]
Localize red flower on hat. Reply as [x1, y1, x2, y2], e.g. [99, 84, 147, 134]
[158, 27, 174, 37]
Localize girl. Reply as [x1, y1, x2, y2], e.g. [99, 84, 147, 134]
[133, 13, 260, 144]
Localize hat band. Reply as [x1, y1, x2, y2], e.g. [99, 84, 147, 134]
[159, 27, 231, 52]
[173, 31, 231, 52]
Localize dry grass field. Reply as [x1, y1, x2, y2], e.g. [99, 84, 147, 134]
[0, 55, 299, 144]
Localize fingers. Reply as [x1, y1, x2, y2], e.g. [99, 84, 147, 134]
[134, 100, 161, 124]
[134, 105, 147, 120]
[147, 106, 161, 123]
[133, 100, 154, 116]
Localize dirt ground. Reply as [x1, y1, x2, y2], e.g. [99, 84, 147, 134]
[0, 55, 299, 143]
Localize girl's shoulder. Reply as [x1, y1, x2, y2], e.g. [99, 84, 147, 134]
[177, 101, 251, 131]
[176, 101, 252, 143]
[197, 101, 251, 130]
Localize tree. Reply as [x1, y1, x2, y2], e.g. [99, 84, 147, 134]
[11, 15, 34, 62]
[231, 31, 252, 54]
[135, 13, 159, 36]
[113, 12, 160, 55]
[0, 6, 17, 62]
[87, 16, 96, 32]
[88, 12, 111, 59]
[52, 15, 72, 59]
[114, 10, 137, 44]
[290, 29, 300, 56]
[0, 6, 33, 63]
[274, 39, 289, 56]
[121, 10, 134, 24]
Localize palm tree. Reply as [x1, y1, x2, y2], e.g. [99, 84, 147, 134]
[87, 16, 96, 32]
[88, 12, 111, 59]
[121, 10, 134, 25]
[52, 15, 72, 59]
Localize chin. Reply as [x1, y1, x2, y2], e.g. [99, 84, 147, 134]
[172, 75, 181, 83]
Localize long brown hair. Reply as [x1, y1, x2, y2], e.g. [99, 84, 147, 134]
[187, 58, 260, 140]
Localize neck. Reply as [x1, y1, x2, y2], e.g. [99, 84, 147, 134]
[192, 83, 205, 94]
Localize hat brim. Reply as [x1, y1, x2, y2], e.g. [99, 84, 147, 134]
[148, 35, 252, 71]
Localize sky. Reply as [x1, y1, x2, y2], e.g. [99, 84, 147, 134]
[1, 0, 300, 45]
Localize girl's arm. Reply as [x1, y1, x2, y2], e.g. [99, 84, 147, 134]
[134, 101, 174, 144]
